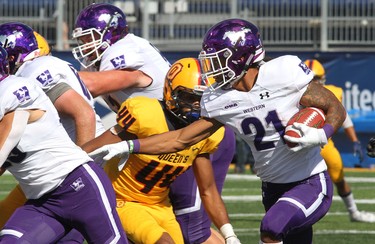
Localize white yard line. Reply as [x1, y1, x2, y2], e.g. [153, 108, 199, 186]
[222, 195, 375, 204]
[225, 174, 375, 182]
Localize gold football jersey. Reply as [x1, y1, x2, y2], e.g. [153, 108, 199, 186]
[110, 96, 224, 206]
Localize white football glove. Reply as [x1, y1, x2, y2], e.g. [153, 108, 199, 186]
[225, 236, 241, 244]
[284, 122, 328, 152]
[88, 141, 130, 170]
[220, 224, 241, 244]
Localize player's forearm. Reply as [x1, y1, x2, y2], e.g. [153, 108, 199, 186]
[82, 129, 122, 153]
[134, 133, 188, 155]
[74, 110, 96, 147]
[201, 190, 231, 230]
[301, 82, 346, 133]
[344, 126, 359, 143]
[135, 119, 220, 155]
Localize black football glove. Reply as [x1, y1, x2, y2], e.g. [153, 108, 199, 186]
[366, 137, 375, 158]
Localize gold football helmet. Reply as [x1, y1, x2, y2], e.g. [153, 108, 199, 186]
[304, 59, 326, 84]
[164, 57, 208, 124]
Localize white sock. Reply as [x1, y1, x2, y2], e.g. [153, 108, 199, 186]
[341, 192, 358, 214]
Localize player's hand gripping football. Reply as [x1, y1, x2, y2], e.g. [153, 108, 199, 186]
[284, 122, 328, 152]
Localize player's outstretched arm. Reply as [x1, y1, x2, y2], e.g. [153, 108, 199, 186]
[82, 126, 124, 154]
[135, 117, 223, 155]
[193, 154, 241, 244]
[78, 69, 149, 98]
[89, 117, 223, 159]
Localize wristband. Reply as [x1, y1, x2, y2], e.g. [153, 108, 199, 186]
[127, 140, 140, 154]
[220, 223, 236, 239]
[322, 124, 334, 139]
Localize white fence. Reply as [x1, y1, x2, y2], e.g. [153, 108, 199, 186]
[1, 0, 374, 52]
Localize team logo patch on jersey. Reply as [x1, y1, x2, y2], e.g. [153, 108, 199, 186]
[299, 61, 311, 75]
[36, 70, 53, 86]
[70, 177, 85, 191]
[13, 86, 30, 103]
[110, 55, 126, 69]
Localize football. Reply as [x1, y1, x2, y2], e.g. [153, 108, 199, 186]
[285, 107, 326, 148]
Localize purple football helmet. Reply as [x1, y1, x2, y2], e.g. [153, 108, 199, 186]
[0, 22, 39, 74]
[198, 19, 265, 90]
[72, 3, 128, 68]
[0, 46, 10, 82]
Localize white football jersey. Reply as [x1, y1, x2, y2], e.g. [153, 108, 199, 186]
[0, 75, 91, 199]
[16, 55, 105, 139]
[99, 34, 170, 112]
[201, 55, 327, 183]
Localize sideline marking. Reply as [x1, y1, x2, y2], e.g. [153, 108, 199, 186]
[222, 195, 375, 204]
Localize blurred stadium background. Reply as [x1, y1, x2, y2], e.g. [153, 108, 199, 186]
[2, 0, 375, 168]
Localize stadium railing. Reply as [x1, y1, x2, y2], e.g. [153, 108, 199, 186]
[1, 0, 375, 52]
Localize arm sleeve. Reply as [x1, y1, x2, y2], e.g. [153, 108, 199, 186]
[0, 110, 29, 167]
[45, 82, 72, 103]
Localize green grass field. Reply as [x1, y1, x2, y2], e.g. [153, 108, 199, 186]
[222, 168, 375, 243]
[1, 169, 375, 243]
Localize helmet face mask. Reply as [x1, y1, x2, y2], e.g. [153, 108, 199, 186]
[72, 27, 110, 68]
[72, 3, 128, 68]
[0, 22, 39, 74]
[173, 90, 202, 123]
[200, 48, 237, 90]
[164, 58, 208, 124]
[198, 19, 265, 91]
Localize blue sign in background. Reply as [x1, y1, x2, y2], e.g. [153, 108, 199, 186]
[53, 50, 375, 168]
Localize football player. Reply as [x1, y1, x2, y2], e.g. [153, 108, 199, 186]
[0, 46, 128, 243]
[71, 3, 170, 112]
[166, 62, 236, 243]
[0, 23, 105, 242]
[72, 4, 238, 243]
[82, 58, 240, 244]
[304, 59, 375, 223]
[89, 19, 348, 244]
[0, 22, 105, 146]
